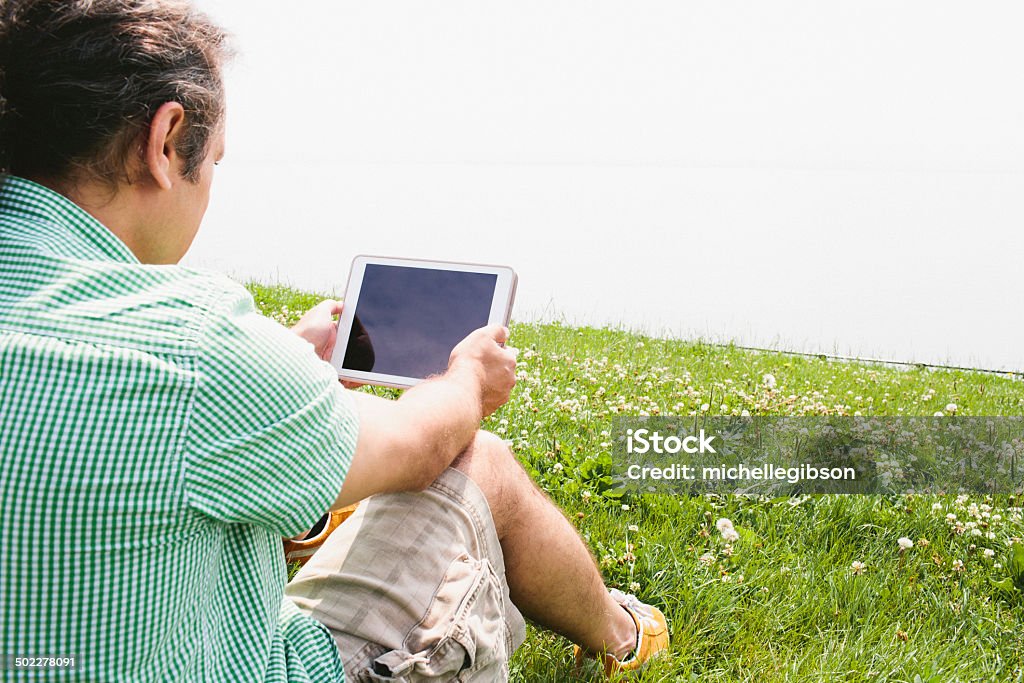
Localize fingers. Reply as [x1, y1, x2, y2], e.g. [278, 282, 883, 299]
[479, 324, 509, 345]
[479, 326, 515, 367]
[312, 299, 342, 317]
[447, 324, 516, 416]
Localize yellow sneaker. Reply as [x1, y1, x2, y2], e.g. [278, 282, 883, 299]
[574, 588, 670, 677]
[282, 503, 359, 566]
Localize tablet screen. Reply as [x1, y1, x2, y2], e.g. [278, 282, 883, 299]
[341, 264, 498, 380]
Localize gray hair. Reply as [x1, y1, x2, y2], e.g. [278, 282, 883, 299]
[0, 0, 232, 185]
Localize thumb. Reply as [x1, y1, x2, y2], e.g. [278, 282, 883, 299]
[490, 325, 510, 345]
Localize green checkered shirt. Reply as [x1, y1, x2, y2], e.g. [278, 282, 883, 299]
[0, 176, 358, 681]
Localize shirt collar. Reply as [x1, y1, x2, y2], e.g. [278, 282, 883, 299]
[0, 174, 140, 264]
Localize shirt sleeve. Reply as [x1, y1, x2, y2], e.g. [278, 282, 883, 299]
[183, 284, 359, 537]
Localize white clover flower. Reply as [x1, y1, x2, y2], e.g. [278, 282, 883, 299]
[551, 462, 564, 473]
[628, 581, 641, 593]
[984, 548, 996, 558]
[621, 504, 630, 511]
[716, 518, 740, 542]
[628, 524, 639, 532]
[898, 537, 914, 551]
[946, 513, 957, 522]
[851, 560, 866, 575]
[698, 553, 715, 566]
[700, 403, 710, 412]
[946, 403, 958, 414]
[581, 490, 592, 500]
[933, 411, 945, 417]
[932, 502, 943, 512]
[762, 374, 777, 389]
[952, 559, 965, 572]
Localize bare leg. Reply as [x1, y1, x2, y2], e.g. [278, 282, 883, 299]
[451, 431, 637, 659]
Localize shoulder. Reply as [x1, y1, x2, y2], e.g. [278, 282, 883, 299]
[0, 260, 254, 357]
[82, 264, 253, 357]
[191, 277, 336, 408]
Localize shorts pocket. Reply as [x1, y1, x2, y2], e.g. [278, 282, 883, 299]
[362, 552, 511, 682]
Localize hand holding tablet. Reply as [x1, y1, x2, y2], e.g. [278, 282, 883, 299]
[330, 256, 518, 389]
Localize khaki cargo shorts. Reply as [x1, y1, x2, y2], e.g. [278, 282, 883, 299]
[285, 467, 527, 682]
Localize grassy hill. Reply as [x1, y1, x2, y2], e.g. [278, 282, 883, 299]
[251, 283, 1024, 682]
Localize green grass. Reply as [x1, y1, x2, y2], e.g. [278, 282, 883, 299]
[251, 282, 1024, 683]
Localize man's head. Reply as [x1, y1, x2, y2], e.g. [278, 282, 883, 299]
[0, 0, 231, 263]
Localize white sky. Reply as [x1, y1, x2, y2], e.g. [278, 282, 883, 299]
[186, 1, 1024, 370]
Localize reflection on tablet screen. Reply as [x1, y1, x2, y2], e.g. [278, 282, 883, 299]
[342, 265, 497, 380]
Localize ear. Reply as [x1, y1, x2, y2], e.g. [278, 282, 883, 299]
[143, 102, 187, 190]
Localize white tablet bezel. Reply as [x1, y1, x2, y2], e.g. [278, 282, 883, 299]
[330, 255, 518, 389]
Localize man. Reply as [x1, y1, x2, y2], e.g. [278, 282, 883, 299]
[0, 1, 668, 680]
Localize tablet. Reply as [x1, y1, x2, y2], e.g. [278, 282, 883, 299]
[330, 255, 518, 388]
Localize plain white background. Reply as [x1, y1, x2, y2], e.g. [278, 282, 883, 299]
[184, 1, 1024, 371]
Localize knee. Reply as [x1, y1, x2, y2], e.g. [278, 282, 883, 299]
[452, 430, 515, 488]
[467, 429, 511, 461]
[452, 430, 527, 538]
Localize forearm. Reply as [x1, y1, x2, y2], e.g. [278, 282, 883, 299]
[389, 365, 485, 484]
[337, 366, 484, 506]
[335, 324, 514, 507]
